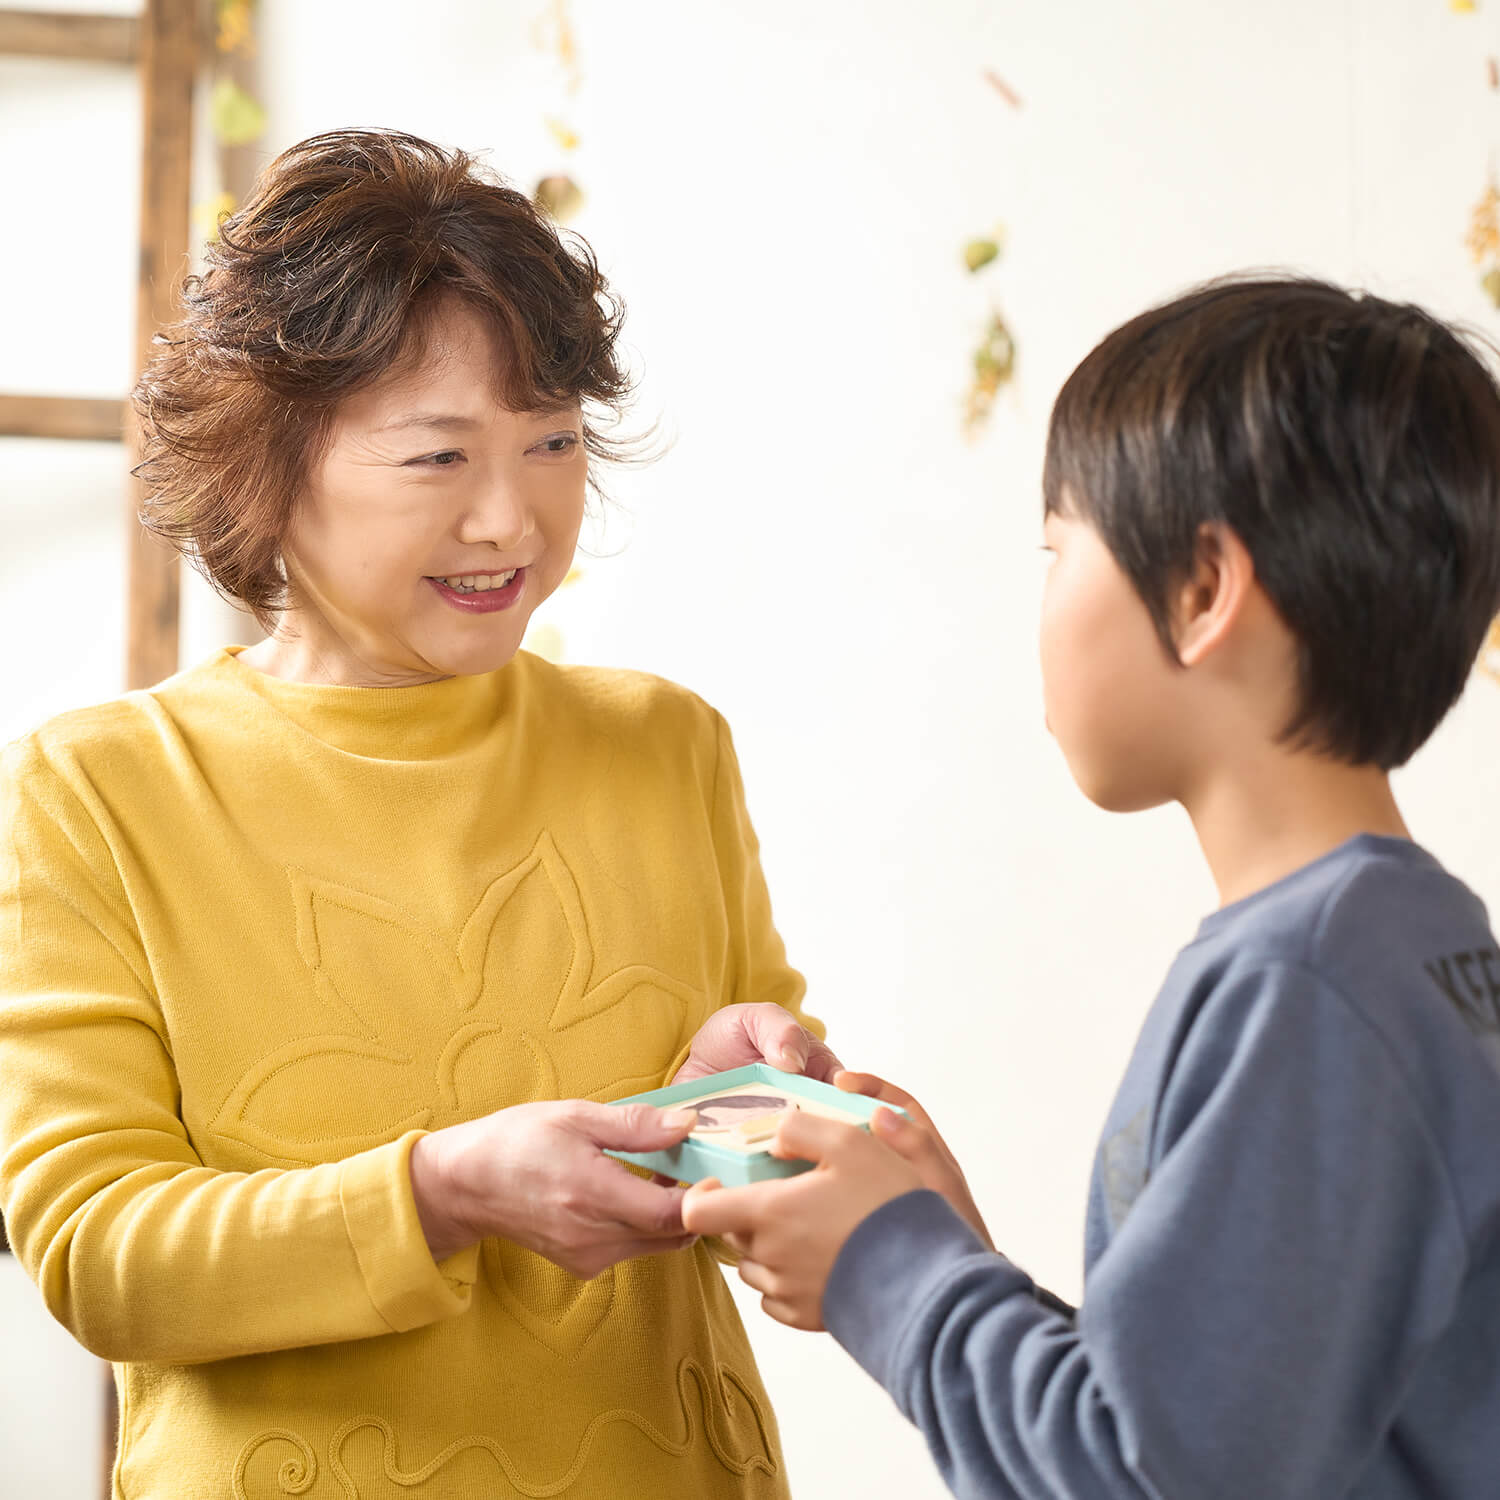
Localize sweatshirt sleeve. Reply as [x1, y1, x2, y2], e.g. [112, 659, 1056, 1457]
[823, 962, 1468, 1500]
[709, 711, 821, 1034]
[0, 741, 477, 1365]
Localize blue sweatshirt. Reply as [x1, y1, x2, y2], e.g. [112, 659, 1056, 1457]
[824, 836, 1500, 1499]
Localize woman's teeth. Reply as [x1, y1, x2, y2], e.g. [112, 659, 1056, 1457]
[435, 571, 517, 593]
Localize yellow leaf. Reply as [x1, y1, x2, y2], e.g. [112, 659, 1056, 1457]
[215, 0, 255, 55]
[193, 191, 237, 243]
[546, 117, 580, 151]
[963, 237, 1001, 273]
[1452, 0, 1478, 12]
[210, 78, 267, 147]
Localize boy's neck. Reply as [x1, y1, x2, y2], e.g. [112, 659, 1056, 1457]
[1183, 750, 1410, 909]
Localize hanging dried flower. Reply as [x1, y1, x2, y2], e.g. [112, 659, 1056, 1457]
[546, 118, 581, 151]
[963, 310, 1017, 436]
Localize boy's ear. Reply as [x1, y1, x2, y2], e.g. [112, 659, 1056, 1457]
[1172, 522, 1257, 666]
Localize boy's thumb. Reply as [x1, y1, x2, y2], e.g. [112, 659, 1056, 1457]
[870, 1106, 917, 1154]
[590, 1102, 699, 1151]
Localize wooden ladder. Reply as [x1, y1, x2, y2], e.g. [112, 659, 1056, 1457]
[0, 2, 199, 692]
[0, 9, 199, 1489]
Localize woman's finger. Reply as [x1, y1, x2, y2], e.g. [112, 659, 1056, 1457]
[578, 1100, 699, 1152]
[803, 1037, 845, 1082]
[586, 1163, 692, 1236]
[744, 1004, 811, 1073]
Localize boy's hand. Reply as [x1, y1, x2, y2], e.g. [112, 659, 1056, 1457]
[671, 1002, 842, 1086]
[834, 1070, 994, 1250]
[682, 1109, 926, 1330]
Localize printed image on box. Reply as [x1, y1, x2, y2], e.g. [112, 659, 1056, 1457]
[683, 1085, 871, 1152]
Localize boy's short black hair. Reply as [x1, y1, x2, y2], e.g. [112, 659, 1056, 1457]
[1043, 275, 1500, 769]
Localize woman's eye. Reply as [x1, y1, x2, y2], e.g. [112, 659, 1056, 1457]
[426, 450, 463, 467]
[533, 432, 580, 457]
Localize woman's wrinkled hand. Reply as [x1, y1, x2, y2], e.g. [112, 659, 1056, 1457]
[671, 1002, 842, 1087]
[409, 1099, 702, 1275]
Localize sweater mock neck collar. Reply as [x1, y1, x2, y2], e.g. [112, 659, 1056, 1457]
[213, 646, 514, 760]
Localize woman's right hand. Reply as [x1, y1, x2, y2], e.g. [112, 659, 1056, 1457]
[408, 1100, 701, 1276]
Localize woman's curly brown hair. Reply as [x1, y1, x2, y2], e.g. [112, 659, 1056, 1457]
[133, 128, 634, 629]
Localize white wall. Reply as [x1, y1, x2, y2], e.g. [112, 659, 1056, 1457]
[5, 2, 1500, 1495]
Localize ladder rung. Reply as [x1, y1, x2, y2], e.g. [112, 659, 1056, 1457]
[0, 9, 139, 63]
[0, 393, 125, 441]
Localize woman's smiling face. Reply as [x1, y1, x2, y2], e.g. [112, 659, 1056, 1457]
[265, 298, 588, 686]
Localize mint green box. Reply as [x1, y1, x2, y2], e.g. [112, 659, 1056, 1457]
[604, 1063, 905, 1186]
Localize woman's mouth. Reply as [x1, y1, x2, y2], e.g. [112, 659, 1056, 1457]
[427, 568, 528, 613]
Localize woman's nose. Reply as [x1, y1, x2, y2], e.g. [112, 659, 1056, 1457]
[458, 480, 536, 550]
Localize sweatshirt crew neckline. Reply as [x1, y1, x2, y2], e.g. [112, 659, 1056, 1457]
[1193, 833, 1439, 943]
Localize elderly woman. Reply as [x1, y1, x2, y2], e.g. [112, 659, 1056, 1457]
[0, 129, 834, 1499]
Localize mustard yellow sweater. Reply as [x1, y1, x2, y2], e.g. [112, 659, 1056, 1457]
[0, 648, 816, 1500]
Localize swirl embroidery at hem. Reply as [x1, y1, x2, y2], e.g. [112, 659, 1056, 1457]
[230, 1358, 776, 1498]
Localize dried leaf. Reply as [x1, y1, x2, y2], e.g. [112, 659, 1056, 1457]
[210, 78, 267, 147]
[1466, 180, 1500, 264]
[215, 0, 255, 56]
[1483, 268, 1500, 308]
[963, 310, 1017, 435]
[534, 174, 584, 222]
[963, 237, 1002, 273]
[546, 118, 580, 151]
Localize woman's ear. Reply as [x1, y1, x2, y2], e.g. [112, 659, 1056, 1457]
[1172, 522, 1257, 667]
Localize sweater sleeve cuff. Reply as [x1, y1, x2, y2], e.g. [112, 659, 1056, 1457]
[824, 1189, 1028, 1396]
[339, 1131, 478, 1333]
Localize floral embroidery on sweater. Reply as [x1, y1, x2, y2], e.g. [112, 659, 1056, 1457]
[210, 831, 705, 1164]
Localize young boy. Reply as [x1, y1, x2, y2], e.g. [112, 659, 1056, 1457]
[682, 277, 1500, 1499]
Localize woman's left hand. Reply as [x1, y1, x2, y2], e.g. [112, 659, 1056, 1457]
[672, 1002, 842, 1085]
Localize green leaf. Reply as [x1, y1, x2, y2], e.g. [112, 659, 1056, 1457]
[210, 78, 267, 146]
